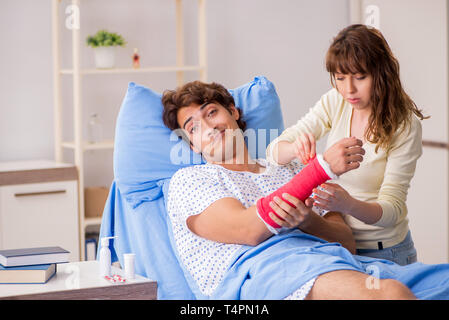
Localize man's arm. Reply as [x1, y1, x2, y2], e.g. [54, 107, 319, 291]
[186, 197, 273, 246]
[185, 192, 356, 253]
[299, 211, 356, 254]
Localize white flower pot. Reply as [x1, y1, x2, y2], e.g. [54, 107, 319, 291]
[94, 46, 116, 69]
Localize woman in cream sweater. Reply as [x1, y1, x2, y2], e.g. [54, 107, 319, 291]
[267, 24, 427, 265]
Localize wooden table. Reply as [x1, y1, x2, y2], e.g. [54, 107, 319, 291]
[0, 261, 157, 300]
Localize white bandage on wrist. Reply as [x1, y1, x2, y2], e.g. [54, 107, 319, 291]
[316, 154, 339, 180]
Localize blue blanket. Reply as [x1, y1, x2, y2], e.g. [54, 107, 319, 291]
[210, 230, 449, 300]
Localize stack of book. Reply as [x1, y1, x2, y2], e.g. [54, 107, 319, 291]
[0, 246, 70, 284]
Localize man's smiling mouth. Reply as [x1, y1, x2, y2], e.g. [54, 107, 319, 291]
[212, 129, 226, 143]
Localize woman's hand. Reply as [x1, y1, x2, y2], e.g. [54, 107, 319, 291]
[311, 183, 355, 214]
[291, 132, 316, 165]
[323, 137, 365, 176]
[272, 133, 316, 165]
[268, 193, 317, 229]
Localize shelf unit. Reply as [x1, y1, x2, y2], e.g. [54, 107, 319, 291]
[51, 0, 207, 260]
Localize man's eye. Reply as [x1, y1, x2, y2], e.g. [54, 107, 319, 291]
[189, 126, 197, 134]
[208, 110, 216, 117]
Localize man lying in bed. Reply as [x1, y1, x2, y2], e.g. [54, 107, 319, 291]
[161, 81, 443, 300]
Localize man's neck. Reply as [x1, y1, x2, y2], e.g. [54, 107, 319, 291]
[208, 147, 265, 174]
[220, 162, 264, 173]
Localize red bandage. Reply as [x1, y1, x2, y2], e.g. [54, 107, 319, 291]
[256, 155, 336, 232]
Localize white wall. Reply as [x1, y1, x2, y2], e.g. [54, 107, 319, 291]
[0, 1, 54, 161]
[0, 0, 349, 186]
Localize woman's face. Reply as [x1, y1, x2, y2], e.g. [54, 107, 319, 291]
[334, 72, 373, 111]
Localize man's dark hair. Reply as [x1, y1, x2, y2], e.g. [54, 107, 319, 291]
[162, 81, 247, 131]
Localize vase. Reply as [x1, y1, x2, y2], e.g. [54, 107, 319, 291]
[94, 46, 116, 69]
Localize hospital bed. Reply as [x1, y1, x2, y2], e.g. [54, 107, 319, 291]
[99, 77, 449, 300]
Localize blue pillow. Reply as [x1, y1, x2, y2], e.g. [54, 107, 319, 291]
[114, 76, 284, 208]
[230, 77, 285, 159]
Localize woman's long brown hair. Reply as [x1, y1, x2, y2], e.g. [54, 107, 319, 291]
[326, 24, 428, 152]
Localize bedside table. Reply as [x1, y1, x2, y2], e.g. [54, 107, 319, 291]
[0, 261, 157, 300]
[0, 160, 80, 261]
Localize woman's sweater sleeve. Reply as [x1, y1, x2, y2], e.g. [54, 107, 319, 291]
[266, 88, 341, 164]
[373, 116, 423, 228]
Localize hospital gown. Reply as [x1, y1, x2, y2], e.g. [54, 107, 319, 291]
[167, 158, 326, 299]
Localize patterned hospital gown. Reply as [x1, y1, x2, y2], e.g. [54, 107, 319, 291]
[166, 158, 328, 299]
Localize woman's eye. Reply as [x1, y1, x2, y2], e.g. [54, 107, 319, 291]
[208, 110, 216, 117]
[356, 76, 366, 80]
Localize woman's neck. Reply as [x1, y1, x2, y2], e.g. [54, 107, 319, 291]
[352, 106, 372, 120]
[351, 107, 372, 141]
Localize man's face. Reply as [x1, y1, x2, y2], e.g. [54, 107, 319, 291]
[177, 102, 241, 163]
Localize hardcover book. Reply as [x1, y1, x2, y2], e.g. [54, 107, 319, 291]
[0, 264, 56, 284]
[0, 246, 69, 267]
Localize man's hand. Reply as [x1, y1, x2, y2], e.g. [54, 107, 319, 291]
[323, 137, 365, 176]
[268, 193, 317, 229]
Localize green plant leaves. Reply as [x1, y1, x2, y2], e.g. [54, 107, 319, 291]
[86, 30, 126, 47]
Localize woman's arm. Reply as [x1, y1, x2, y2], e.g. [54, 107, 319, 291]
[313, 183, 383, 225]
[266, 88, 343, 165]
[314, 117, 423, 226]
[271, 140, 303, 166]
[372, 117, 423, 228]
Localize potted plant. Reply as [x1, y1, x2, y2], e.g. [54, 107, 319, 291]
[86, 30, 126, 69]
